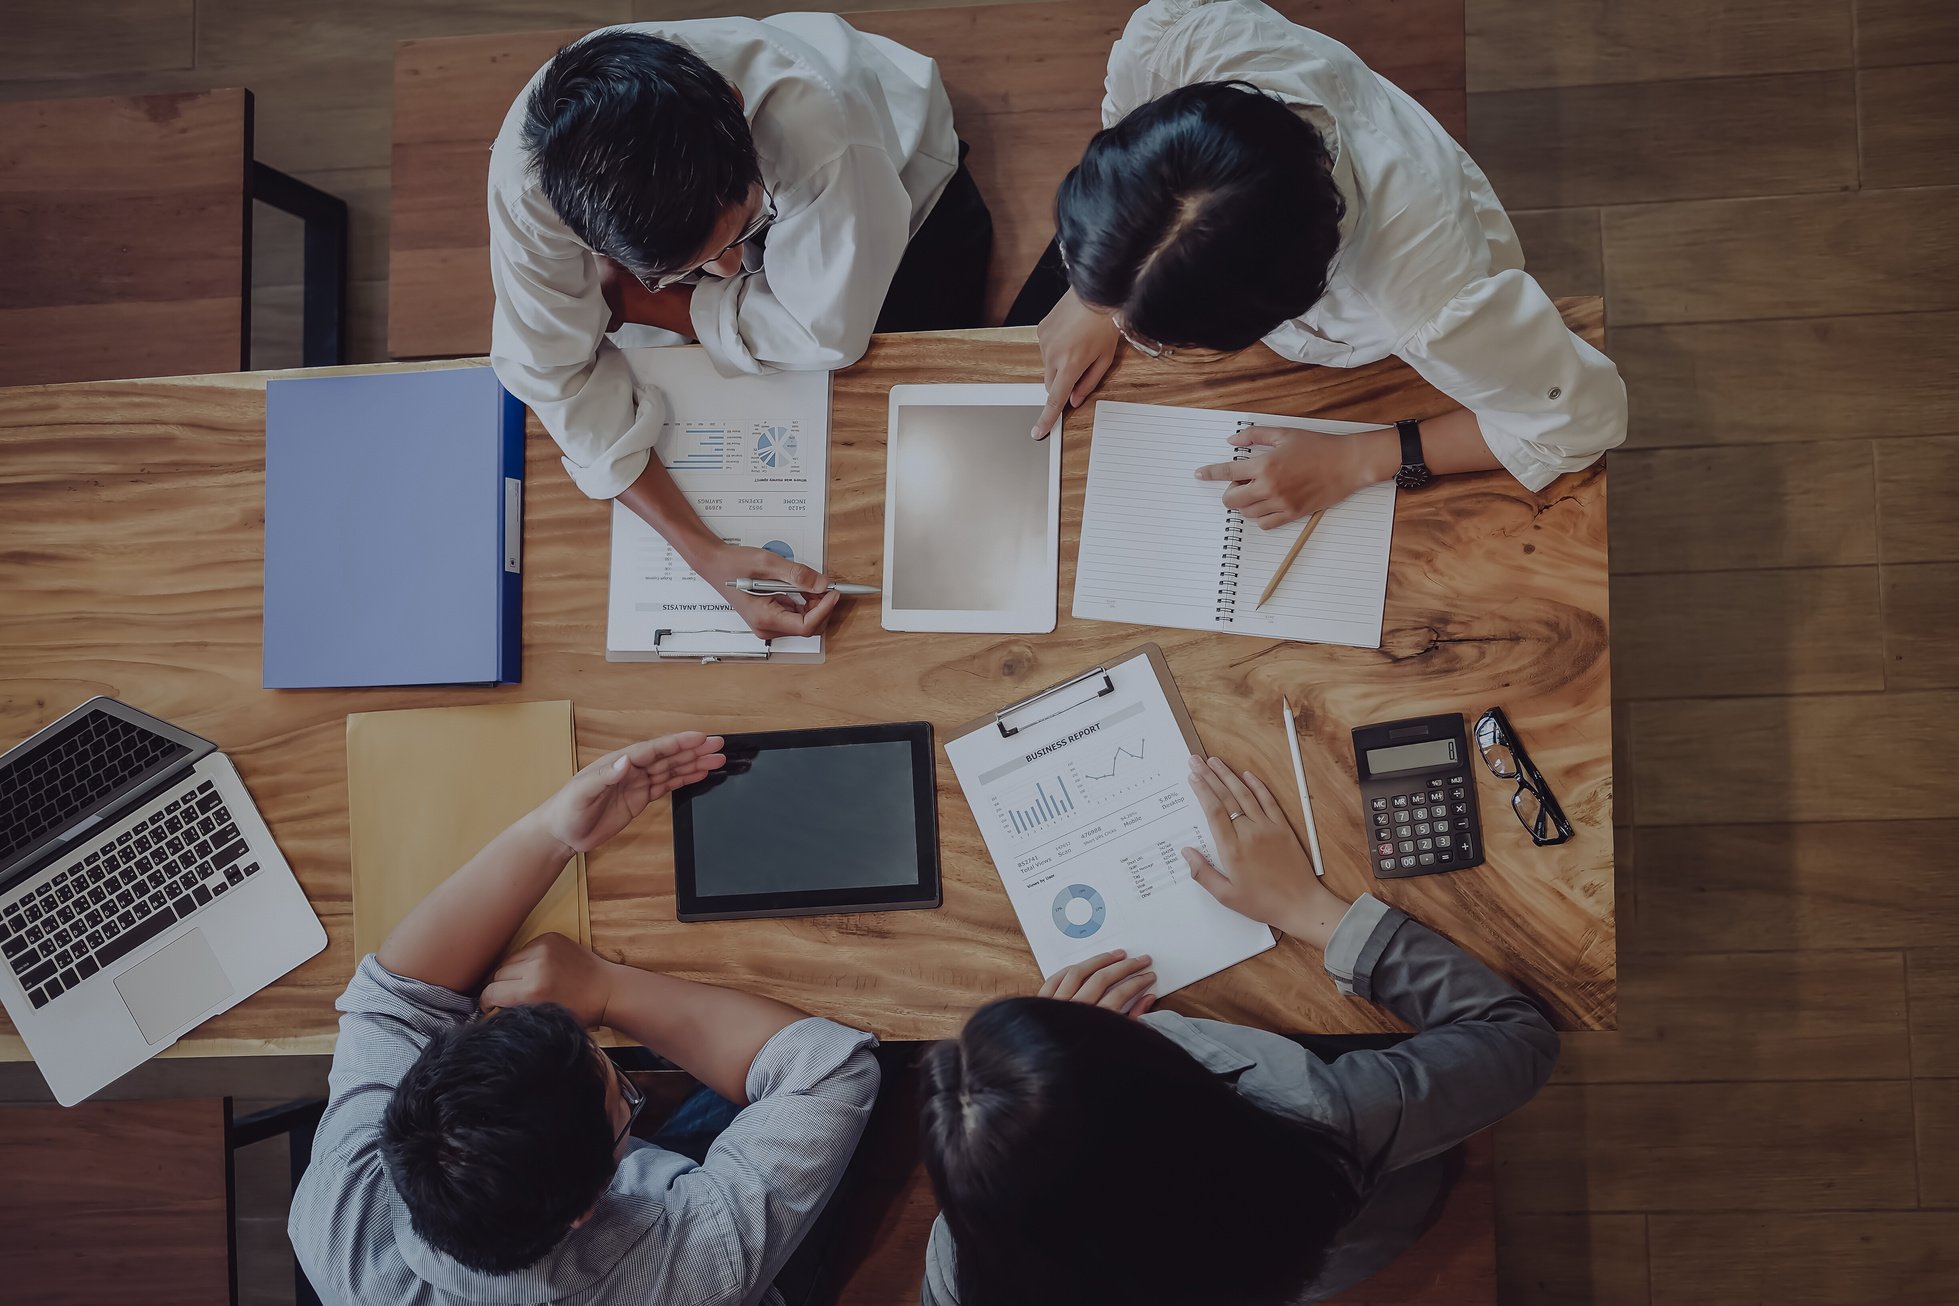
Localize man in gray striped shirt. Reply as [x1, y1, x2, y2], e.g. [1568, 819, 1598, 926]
[289, 731, 879, 1305]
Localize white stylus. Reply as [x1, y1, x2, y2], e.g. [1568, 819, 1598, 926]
[1283, 695, 1327, 879]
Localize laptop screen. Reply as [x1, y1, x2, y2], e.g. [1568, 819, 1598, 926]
[0, 707, 192, 873]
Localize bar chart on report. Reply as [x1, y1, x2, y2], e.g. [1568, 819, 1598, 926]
[995, 775, 1077, 835]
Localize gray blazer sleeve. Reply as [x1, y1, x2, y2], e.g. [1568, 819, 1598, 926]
[1314, 894, 1560, 1174]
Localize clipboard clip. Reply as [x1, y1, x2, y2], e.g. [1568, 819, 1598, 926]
[995, 666, 1114, 738]
[653, 628, 775, 664]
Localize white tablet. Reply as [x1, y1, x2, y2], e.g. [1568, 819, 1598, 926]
[883, 383, 1061, 633]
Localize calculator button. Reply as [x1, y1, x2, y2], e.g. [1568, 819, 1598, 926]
[1395, 825, 1412, 839]
[1417, 838, 1433, 851]
[1428, 778, 1445, 789]
[1371, 797, 1389, 811]
[1448, 775, 1465, 785]
[1373, 811, 1390, 826]
[1436, 850, 1455, 864]
[1458, 838, 1474, 859]
[1391, 795, 1408, 808]
[1379, 858, 1397, 872]
[1418, 853, 1436, 866]
[1454, 817, 1471, 831]
[1397, 841, 1414, 854]
[1451, 802, 1469, 816]
[1450, 787, 1467, 799]
[1435, 834, 1452, 848]
[1399, 856, 1418, 869]
[1376, 842, 1395, 857]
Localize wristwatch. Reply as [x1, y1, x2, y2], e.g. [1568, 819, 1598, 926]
[1393, 419, 1431, 490]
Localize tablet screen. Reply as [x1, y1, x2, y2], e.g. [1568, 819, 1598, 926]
[689, 741, 919, 896]
[888, 401, 1051, 613]
[673, 723, 940, 920]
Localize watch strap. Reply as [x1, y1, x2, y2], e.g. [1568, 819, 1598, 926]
[1396, 419, 1423, 466]
[1394, 419, 1431, 489]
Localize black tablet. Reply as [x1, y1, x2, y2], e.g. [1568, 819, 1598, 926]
[672, 721, 941, 922]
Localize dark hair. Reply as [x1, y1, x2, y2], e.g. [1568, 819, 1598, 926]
[921, 998, 1361, 1306]
[380, 1003, 616, 1275]
[1055, 80, 1345, 352]
[523, 30, 761, 280]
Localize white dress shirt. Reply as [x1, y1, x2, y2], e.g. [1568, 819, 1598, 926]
[1104, 0, 1626, 490]
[489, 16, 958, 499]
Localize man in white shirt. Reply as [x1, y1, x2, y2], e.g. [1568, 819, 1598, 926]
[490, 18, 989, 638]
[1020, 0, 1626, 522]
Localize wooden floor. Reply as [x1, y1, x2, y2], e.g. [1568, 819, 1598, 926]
[4, 1, 1957, 1302]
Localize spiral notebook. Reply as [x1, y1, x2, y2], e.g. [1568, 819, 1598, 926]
[1072, 402, 1396, 648]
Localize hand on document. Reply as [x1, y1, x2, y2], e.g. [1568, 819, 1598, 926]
[1182, 756, 1351, 950]
[1193, 425, 1392, 529]
[1038, 949, 1159, 1018]
[528, 732, 728, 856]
[706, 543, 843, 639]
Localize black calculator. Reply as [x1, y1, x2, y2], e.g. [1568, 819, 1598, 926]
[1352, 713, 1485, 879]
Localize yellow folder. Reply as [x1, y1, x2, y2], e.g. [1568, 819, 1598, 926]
[346, 700, 589, 964]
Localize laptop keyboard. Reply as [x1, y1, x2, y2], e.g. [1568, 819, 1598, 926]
[0, 779, 261, 1011]
[2, 709, 188, 867]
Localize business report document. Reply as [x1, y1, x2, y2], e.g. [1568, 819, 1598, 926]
[1073, 401, 1396, 648]
[607, 346, 829, 661]
[945, 651, 1274, 995]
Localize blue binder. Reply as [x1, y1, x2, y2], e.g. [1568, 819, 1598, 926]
[262, 367, 524, 688]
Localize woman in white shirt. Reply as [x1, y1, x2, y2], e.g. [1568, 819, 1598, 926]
[1021, 0, 1626, 523]
[489, 19, 989, 638]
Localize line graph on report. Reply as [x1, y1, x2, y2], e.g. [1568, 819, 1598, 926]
[1068, 739, 1154, 801]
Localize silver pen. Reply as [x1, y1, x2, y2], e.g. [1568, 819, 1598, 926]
[726, 578, 881, 596]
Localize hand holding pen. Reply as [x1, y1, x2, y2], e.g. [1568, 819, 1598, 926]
[725, 578, 881, 596]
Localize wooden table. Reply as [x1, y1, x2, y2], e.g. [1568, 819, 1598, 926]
[0, 89, 351, 385]
[389, 0, 1466, 357]
[0, 310, 1613, 1059]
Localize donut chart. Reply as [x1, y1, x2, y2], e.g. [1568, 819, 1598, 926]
[1051, 884, 1106, 939]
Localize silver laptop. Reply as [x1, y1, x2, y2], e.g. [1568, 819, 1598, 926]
[0, 698, 326, 1105]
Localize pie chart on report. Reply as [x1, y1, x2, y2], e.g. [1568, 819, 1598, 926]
[755, 425, 795, 469]
[1052, 884, 1106, 939]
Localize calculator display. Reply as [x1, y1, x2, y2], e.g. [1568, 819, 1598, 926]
[1366, 738, 1459, 775]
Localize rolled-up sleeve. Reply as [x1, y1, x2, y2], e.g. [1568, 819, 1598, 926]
[690, 144, 910, 376]
[288, 955, 477, 1299]
[659, 1017, 881, 1301]
[1398, 269, 1627, 491]
[1319, 894, 1560, 1175]
[489, 182, 671, 500]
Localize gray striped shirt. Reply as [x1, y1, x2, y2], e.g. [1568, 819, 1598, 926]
[922, 895, 1561, 1303]
[289, 956, 879, 1305]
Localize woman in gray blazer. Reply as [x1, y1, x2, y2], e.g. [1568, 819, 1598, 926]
[918, 755, 1560, 1305]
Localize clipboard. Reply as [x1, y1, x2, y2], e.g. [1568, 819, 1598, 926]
[941, 642, 1274, 995]
[945, 642, 1204, 752]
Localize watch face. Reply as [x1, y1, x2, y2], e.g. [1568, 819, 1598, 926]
[1395, 463, 1432, 490]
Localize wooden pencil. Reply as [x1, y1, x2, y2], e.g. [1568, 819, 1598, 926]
[1255, 510, 1324, 609]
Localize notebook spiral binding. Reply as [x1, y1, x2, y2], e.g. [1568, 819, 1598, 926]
[1216, 422, 1253, 622]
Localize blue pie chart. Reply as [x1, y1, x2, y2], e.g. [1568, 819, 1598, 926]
[1051, 884, 1106, 939]
[756, 425, 794, 468]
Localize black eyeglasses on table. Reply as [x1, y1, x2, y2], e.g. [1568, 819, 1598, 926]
[1473, 706, 1573, 847]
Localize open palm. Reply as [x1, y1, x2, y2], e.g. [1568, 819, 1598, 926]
[539, 732, 727, 853]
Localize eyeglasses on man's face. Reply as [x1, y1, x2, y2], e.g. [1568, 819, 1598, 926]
[643, 186, 776, 291]
[608, 1056, 647, 1152]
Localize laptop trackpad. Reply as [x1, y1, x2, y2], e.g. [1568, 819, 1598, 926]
[115, 929, 235, 1044]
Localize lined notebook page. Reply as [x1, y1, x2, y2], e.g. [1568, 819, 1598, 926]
[1073, 401, 1396, 648]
